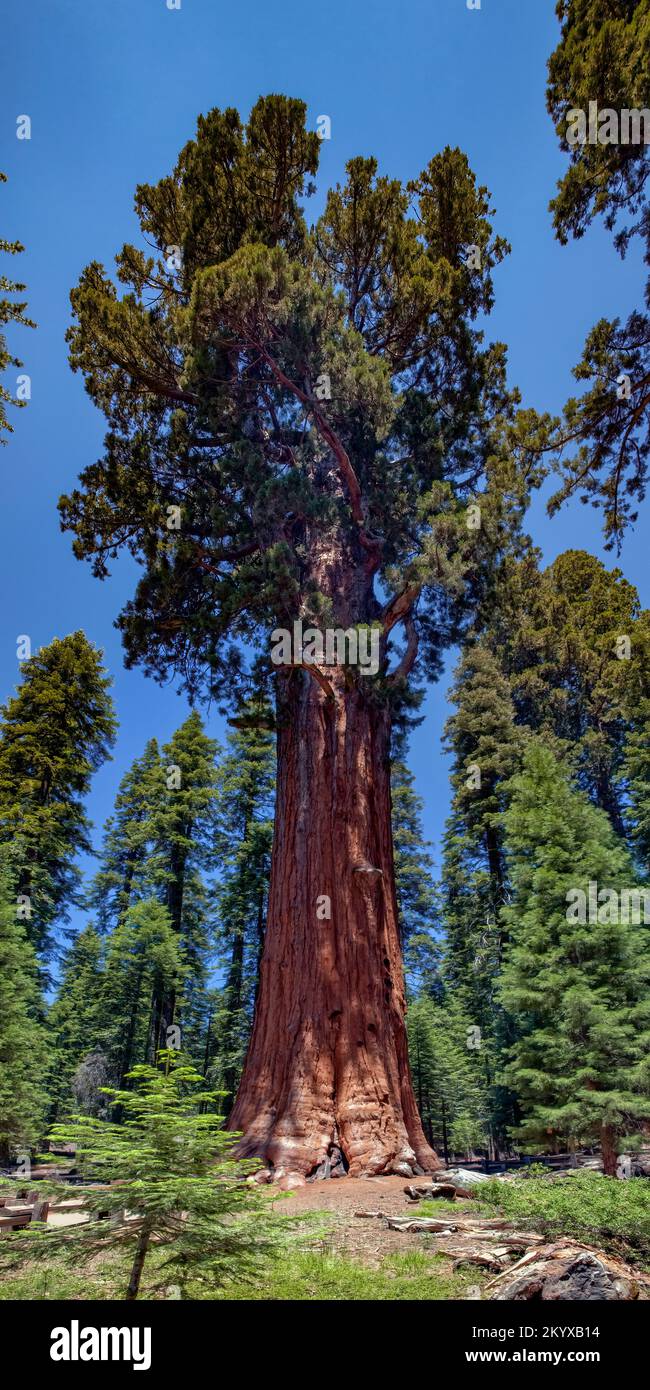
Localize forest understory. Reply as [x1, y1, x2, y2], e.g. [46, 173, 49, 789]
[2, 1168, 650, 1302]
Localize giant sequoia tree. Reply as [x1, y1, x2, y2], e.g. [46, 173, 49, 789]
[61, 95, 534, 1178]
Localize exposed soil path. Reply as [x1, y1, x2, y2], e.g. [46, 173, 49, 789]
[273, 1175, 470, 1264]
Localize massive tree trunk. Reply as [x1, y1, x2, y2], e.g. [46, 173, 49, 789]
[228, 658, 439, 1179]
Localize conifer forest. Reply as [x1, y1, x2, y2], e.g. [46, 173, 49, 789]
[1, 0, 650, 1333]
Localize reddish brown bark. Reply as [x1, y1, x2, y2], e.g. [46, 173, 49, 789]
[228, 659, 439, 1179]
[600, 1124, 618, 1178]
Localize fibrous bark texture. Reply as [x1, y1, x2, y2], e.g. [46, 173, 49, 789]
[229, 662, 439, 1179]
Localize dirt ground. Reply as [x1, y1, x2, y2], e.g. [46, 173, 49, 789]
[273, 1175, 462, 1263]
[38, 1174, 490, 1272]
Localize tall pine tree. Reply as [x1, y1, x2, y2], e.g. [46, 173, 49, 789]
[90, 738, 162, 932]
[485, 550, 650, 834]
[441, 643, 522, 1021]
[407, 994, 490, 1163]
[0, 869, 47, 1160]
[47, 924, 105, 1121]
[623, 697, 650, 873]
[146, 713, 219, 1055]
[499, 741, 650, 1174]
[210, 693, 275, 1114]
[99, 899, 184, 1086]
[0, 632, 116, 957]
[390, 725, 439, 995]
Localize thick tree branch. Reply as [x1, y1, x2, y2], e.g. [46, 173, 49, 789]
[381, 583, 421, 634]
[191, 540, 261, 574]
[387, 613, 419, 685]
[114, 356, 200, 407]
[289, 661, 335, 699]
[388, 617, 419, 686]
[254, 341, 371, 534]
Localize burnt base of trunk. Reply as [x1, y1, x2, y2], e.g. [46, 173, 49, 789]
[228, 667, 440, 1180]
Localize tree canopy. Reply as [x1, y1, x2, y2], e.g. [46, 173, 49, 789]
[546, 0, 650, 548]
[60, 94, 539, 705]
[0, 172, 34, 443]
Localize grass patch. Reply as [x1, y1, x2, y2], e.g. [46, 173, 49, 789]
[0, 1217, 484, 1301]
[213, 1249, 483, 1300]
[415, 1197, 480, 1219]
[0, 1247, 134, 1301]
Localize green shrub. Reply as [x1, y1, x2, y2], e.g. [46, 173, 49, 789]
[472, 1172, 650, 1267]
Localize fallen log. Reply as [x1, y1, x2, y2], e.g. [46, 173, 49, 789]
[485, 1239, 650, 1301]
[385, 1217, 458, 1234]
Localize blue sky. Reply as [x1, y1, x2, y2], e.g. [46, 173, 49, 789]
[1, 0, 646, 907]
